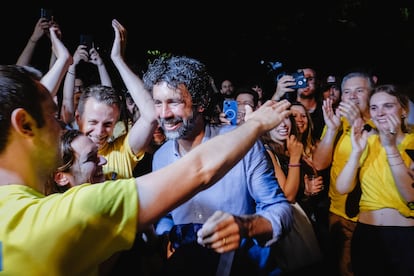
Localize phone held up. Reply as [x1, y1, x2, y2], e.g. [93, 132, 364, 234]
[80, 34, 94, 52]
[276, 71, 308, 90]
[40, 8, 53, 21]
[223, 100, 238, 125]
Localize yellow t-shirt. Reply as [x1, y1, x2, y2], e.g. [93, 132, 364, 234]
[100, 132, 145, 180]
[359, 133, 414, 217]
[324, 118, 375, 221]
[0, 179, 137, 276]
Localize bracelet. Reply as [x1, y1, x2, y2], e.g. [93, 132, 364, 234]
[408, 201, 414, 210]
[387, 153, 400, 158]
[288, 163, 301, 167]
[67, 71, 75, 76]
[389, 161, 404, 166]
[29, 38, 37, 44]
[388, 155, 401, 159]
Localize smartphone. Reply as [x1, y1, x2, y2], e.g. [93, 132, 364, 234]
[40, 8, 53, 21]
[290, 71, 308, 89]
[80, 34, 94, 51]
[405, 149, 414, 161]
[223, 100, 238, 125]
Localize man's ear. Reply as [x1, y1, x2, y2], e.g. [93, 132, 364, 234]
[197, 105, 205, 113]
[75, 111, 81, 126]
[11, 108, 34, 136]
[54, 172, 70, 187]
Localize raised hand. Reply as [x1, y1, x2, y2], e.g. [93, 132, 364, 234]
[286, 134, 304, 163]
[244, 100, 291, 133]
[350, 118, 368, 154]
[31, 18, 50, 42]
[322, 98, 341, 131]
[376, 112, 401, 147]
[72, 45, 89, 66]
[338, 100, 362, 126]
[111, 19, 127, 60]
[272, 74, 296, 101]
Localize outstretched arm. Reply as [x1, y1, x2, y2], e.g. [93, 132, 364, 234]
[136, 100, 291, 231]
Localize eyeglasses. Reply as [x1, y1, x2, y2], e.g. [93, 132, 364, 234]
[237, 101, 254, 108]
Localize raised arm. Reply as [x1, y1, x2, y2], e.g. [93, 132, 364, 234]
[40, 26, 72, 99]
[89, 47, 112, 87]
[61, 45, 89, 124]
[378, 113, 414, 203]
[16, 18, 50, 66]
[269, 135, 303, 202]
[271, 74, 296, 101]
[336, 118, 367, 194]
[136, 100, 291, 230]
[110, 19, 157, 155]
[312, 98, 341, 170]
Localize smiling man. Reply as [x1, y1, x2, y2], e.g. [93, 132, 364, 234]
[144, 55, 293, 275]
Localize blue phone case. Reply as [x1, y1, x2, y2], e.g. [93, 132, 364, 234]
[223, 100, 238, 125]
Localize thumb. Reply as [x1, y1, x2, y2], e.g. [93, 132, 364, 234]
[244, 104, 254, 121]
[244, 104, 253, 115]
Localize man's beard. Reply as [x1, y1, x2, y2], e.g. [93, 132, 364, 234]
[160, 111, 197, 140]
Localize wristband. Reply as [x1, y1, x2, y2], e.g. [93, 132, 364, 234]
[288, 163, 301, 167]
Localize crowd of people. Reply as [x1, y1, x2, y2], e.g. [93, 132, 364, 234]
[1, 14, 414, 276]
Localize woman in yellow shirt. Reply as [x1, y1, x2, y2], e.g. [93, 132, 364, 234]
[336, 84, 414, 275]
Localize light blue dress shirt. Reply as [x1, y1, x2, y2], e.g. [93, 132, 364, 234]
[153, 123, 293, 274]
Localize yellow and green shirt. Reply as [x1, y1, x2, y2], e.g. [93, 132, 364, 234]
[100, 132, 145, 180]
[0, 179, 137, 275]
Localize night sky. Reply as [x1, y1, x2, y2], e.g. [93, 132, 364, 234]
[3, 1, 414, 93]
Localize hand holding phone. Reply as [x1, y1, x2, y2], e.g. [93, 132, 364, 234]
[223, 100, 238, 125]
[80, 34, 94, 52]
[40, 8, 53, 21]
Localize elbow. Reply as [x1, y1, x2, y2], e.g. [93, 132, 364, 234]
[285, 193, 296, 203]
[336, 186, 347, 195]
[313, 160, 330, 171]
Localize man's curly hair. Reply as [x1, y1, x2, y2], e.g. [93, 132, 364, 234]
[143, 56, 215, 121]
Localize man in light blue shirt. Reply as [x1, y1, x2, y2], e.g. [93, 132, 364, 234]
[144, 56, 293, 275]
